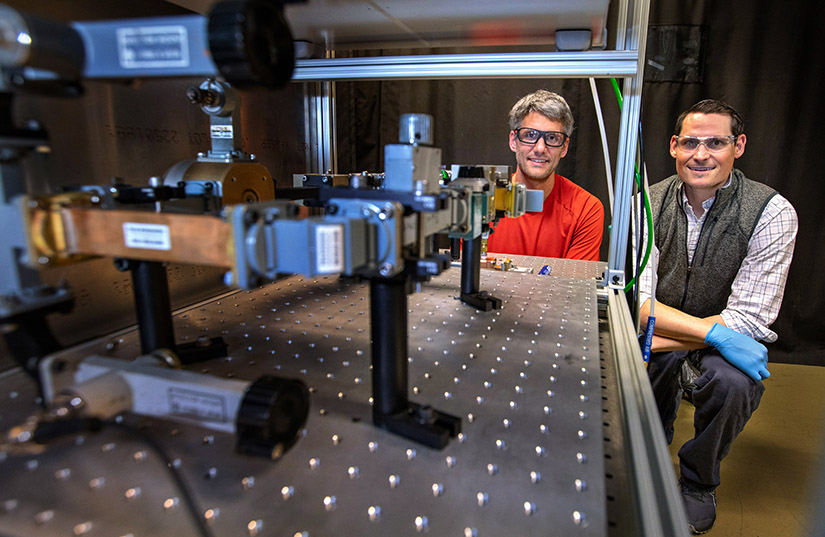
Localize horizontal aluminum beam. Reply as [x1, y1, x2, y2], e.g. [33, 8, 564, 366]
[293, 51, 639, 81]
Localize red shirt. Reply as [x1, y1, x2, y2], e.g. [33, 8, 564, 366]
[486, 174, 604, 261]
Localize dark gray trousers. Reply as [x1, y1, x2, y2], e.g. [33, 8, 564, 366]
[647, 349, 765, 488]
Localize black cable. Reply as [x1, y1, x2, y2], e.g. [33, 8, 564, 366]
[32, 417, 103, 443]
[31, 418, 214, 537]
[103, 421, 215, 537]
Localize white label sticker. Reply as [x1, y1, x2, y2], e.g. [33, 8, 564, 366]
[316, 225, 344, 273]
[117, 25, 189, 69]
[123, 222, 171, 250]
[211, 125, 234, 139]
[168, 388, 227, 422]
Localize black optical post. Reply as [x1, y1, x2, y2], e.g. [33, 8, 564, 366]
[369, 273, 461, 449]
[118, 259, 176, 354]
[459, 236, 502, 311]
[117, 258, 226, 363]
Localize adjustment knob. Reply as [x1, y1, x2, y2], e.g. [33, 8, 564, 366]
[207, 0, 295, 89]
[236, 375, 310, 459]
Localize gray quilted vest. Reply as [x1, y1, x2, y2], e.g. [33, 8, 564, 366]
[648, 168, 776, 317]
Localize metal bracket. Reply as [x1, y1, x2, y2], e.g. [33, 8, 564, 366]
[606, 268, 626, 289]
[374, 402, 462, 450]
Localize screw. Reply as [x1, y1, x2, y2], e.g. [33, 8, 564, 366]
[414, 405, 435, 425]
[378, 263, 394, 277]
[185, 86, 200, 103]
[380, 205, 394, 220]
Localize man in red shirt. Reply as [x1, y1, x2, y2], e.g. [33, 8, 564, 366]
[486, 90, 604, 261]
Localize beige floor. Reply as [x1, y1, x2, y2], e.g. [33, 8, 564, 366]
[670, 362, 825, 537]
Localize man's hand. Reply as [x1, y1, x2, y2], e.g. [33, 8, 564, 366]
[704, 323, 770, 382]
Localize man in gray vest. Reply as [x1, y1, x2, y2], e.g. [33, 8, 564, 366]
[637, 100, 797, 534]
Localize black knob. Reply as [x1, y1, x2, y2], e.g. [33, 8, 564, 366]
[207, 0, 295, 90]
[236, 375, 310, 459]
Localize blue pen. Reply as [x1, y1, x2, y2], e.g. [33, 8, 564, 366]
[641, 316, 655, 364]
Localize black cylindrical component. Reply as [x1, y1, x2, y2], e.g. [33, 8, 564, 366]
[207, 0, 295, 89]
[236, 375, 310, 459]
[460, 236, 482, 295]
[0, 5, 85, 79]
[370, 275, 409, 420]
[130, 260, 176, 355]
[450, 238, 461, 261]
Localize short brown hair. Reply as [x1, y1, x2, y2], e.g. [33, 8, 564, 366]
[674, 99, 744, 137]
[509, 90, 574, 135]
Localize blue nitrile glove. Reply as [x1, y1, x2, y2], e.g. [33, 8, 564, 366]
[704, 323, 770, 382]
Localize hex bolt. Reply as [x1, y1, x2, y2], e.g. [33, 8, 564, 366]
[414, 405, 436, 425]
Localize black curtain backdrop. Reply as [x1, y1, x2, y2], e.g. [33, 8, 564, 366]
[335, 0, 825, 365]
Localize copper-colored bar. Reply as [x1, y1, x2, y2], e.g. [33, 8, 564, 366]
[62, 208, 234, 267]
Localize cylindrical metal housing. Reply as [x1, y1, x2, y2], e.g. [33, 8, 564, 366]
[399, 113, 433, 145]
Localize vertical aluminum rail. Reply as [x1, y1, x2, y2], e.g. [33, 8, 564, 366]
[606, 288, 690, 536]
[606, 0, 650, 288]
[607, 4, 688, 534]
[303, 79, 337, 174]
